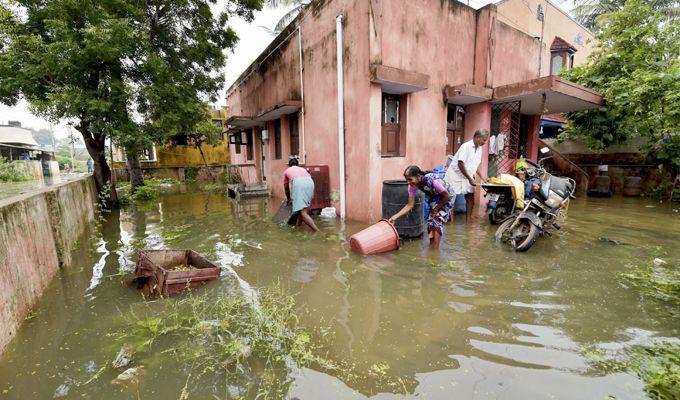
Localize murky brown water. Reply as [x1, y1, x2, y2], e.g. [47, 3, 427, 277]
[1, 186, 678, 399]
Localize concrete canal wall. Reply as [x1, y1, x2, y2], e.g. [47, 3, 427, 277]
[0, 176, 96, 356]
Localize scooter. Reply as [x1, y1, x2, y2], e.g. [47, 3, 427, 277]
[494, 148, 576, 252]
[481, 174, 525, 224]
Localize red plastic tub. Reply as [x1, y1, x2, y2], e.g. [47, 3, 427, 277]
[349, 220, 400, 255]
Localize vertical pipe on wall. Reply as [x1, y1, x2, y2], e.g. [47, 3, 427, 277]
[298, 26, 306, 164]
[336, 14, 346, 220]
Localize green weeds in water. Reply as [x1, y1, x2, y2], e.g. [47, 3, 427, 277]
[111, 286, 331, 399]
[427, 260, 462, 271]
[160, 224, 192, 243]
[582, 342, 680, 400]
[621, 262, 680, 310]
[202, 182, 226, 192]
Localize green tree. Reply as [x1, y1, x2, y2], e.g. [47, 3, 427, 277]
[563, 0, 680, 180]
[0, 0, 263, 204]
[188, 117, 223, 181]
[261, 0, 308, 36]
[573, 0, 679, 30]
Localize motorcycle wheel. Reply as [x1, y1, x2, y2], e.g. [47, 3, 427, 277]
[488, 205, 508, 225]
[494, 217, 540, 252]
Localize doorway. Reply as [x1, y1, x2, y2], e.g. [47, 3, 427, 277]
[446, 104, 464, 155]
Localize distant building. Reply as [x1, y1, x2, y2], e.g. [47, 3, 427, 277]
[225, 0, 603, 222]
[112, 105, 231, 179]
[0, 124, 59, 178]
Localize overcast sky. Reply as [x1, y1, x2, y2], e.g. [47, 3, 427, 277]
[0, 0, 574, 139]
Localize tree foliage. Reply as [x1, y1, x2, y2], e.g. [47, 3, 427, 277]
[261, 0, 308, 36]
[0, 0, 263, 203]
[563, 0, 680, 176]
[573, 0, 679, 31]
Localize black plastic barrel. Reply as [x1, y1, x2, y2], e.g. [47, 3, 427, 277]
[381, 180, 425, 238]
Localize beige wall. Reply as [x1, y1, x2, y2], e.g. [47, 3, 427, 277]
[496, 0, 595, 76]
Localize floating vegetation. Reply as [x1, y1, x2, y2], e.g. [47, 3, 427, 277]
[427, 259, 462, 271]
[160, 224, 193, 243]
[110, 286, 332, 399]
[202, 182, 226, 192]
[582, 341, 680, 400]
[621, 261, 680, 311]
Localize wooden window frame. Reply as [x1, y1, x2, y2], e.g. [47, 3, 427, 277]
[246, 130, 254, 161]
[274, 119, 282, 160]
[381, 93, 407, 157]
[289, 112, 299, 157]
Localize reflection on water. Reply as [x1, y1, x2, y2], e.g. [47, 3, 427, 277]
[0, 190, 678, 399]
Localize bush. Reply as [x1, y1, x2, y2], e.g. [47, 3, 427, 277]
[130, 185, 159, 202]
[221, 171, 242, 185]
[185, 166, 198, 181]
[0, 157, 30, 182]
[145, 177, 182, 186]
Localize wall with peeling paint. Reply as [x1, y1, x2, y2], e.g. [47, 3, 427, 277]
[0, 177, 96, 356]
[226, 0, 553, 222]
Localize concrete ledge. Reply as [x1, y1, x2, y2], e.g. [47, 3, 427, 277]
[370, 64, 429, 94]
[0, 176, 96, 356]
[444, 83, 493, 105]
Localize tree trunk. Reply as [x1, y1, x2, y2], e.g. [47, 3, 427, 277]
[197, 144, 216, 182]
[125, 144, 145, 192]
[81, 128, 118, 208]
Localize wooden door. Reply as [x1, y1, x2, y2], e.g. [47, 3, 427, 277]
[381, 94, 401, 156]
[446, 129, 455, 155]
[447, 105, 465, 155]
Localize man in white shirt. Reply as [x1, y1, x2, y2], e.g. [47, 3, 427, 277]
[445, 129, 489, 223]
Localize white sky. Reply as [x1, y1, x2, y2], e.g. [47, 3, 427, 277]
[0, 0, 574, 139]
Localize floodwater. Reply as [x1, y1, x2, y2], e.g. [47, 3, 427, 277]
[1, 187, 678, 399]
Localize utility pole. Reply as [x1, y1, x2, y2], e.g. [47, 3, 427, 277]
[67, 123, 75, 172]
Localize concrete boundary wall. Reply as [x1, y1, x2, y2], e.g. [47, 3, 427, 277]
[0, 176, 96, 356]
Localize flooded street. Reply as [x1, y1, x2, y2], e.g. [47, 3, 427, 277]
[1, 187, 678, 399]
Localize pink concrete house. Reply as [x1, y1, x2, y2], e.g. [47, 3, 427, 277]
[225, 0, 602, 223]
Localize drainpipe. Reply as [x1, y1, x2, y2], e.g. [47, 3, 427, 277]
[537, 2, 546, 76]
[336, 14, 346, 220]
[298, 26, 306, 164]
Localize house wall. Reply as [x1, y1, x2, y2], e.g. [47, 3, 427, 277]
[228, 0, 372, 218]
[153, 139, 231, 167]
[226, 0, 548, 222]
[363, 0, 478, 221]
[496, 0, 595, 76]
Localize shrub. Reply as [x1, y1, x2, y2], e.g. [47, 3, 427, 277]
[0, 157, 30, 182]
[130, 185, 159, 202]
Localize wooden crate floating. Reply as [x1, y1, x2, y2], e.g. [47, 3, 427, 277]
[133, 250, 221, 297]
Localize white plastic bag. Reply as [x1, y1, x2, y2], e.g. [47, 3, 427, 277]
[320, 207, 337, 218]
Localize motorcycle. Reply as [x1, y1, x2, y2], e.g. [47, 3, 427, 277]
[494, 149, 576, 252]
[481, 174, 525, 224]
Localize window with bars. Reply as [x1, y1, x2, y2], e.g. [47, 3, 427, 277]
[289, 112, 299, 156]
[274, 119, 282, 160]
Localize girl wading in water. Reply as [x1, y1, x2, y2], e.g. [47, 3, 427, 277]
[283, 157, 320, 232]
[389, 165, 454, 248]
